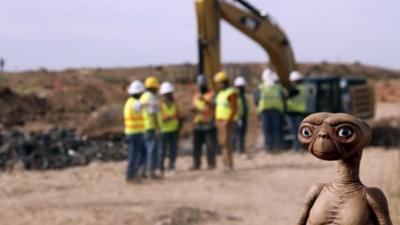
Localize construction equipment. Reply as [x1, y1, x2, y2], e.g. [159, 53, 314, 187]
[302, 76, 375, 119]
[195, 0, 375, 119]
[195, 0, 295, 90]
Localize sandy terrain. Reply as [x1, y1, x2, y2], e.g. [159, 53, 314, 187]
[0, 148, 398, 225]
[0, 64, 399, 224]
[375, 102, 400, 119]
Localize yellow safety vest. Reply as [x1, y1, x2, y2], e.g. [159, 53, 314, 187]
[287, 84, 308, 113]
[193, 92, 214, 124]
[123, 97, 144, 135]
[160, 102, 179, 133]
[257, 84, 284, 112]
[215, 87, 238, 121]
[140, 91, 161, 131]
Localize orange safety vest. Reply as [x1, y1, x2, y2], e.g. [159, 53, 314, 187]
[192, 92, 214, 124]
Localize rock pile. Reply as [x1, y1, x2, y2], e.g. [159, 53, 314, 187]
[0, 128, 127, 171]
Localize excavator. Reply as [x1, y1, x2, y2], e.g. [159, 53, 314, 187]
[195, 0, 375, 119]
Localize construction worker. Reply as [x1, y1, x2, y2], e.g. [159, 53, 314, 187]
[0, 58, 4, 73]
[159, 82, 181, 175]
[254, 68, 285, 151]
[214, 71, 238, 170]
[286, 71, 308, 150]
[191, 75, 217, 170]
[233, 76, 249, 154]
[140, 76, 162, 179]
[124, 80, 146, 183]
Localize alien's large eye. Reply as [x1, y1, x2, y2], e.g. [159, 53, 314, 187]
[337, 127, 353, 138]
[301, 127, 313, 138]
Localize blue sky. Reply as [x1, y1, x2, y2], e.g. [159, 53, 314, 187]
[1, 0, 399, 71]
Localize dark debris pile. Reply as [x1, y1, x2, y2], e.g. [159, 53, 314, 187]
[370, 117, 400, 148]
[0, 128, 127, 171]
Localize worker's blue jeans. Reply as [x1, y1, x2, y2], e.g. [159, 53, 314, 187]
[286, 113, 305, 151]
[143, 130, 160, 176]
[126, 133, 146, 180]
[160, 131, 179, 172]
[261, 109, 284, 151]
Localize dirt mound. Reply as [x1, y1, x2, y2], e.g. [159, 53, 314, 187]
[299, 62, 400, 79]
[373, 80, 400, 102]
[48, 84, 106, 114]
[0, 87, 48, 127]
[79, 104, 124, 139]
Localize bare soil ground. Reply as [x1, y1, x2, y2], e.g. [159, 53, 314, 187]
[0, 149, 398, 225]
[0, 63, 399, 224]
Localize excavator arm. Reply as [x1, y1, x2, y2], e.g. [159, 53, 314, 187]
[195, 0, 296, 90]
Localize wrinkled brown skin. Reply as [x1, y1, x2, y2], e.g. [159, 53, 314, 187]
[294, 113, 393, 225]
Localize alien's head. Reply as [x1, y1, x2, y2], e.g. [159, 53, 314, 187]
[298, 113, 371, 161]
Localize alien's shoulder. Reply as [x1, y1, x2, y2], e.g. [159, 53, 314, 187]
[304, 183, 326, 203]
[365, 187, 389, 208]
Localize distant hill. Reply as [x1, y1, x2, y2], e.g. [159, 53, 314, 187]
[0, 61, 399, 135]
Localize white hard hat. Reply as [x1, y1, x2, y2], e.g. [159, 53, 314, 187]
[234, 76, 246, 87]
[261, 68, 272, 81]
[270, 72, 279, 82]
[263, 71, 279, 86]
[290, 71, 304, 82]
[127, 80, 145, 95]
[159, 81, 174, 95]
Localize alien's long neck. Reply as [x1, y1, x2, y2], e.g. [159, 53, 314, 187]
[335, 151, 363, 188]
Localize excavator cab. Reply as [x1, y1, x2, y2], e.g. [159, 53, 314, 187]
[303, 76, 375, 119]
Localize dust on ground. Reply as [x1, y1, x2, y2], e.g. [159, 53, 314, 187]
[0, 63, 399, 224]
[0, 149, 398, 225]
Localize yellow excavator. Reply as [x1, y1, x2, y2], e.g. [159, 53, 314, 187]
[195, 0, 375, 119]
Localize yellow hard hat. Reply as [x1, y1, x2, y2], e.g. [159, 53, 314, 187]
[144, 76, 160, 89]
[214, 71, 228, 83]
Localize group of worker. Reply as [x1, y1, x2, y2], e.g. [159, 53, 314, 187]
[255, 69, 308, 151]
[123, 68, 309, 183]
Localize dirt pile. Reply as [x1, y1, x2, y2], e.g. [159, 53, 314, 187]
[0, 87, 48, 126]
[299, 62, 400, 79]
[79, 104, 124, 139]
[373, 79, 400, 102]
